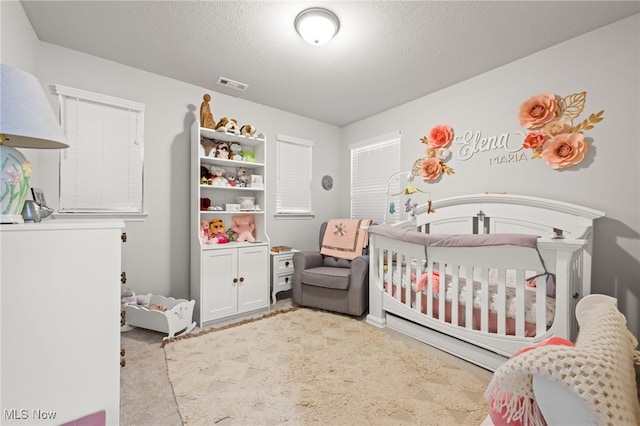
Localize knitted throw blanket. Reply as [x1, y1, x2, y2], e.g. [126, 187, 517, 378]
[485, 298, 640, 426]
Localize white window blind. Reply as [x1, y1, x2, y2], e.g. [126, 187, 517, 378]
[275, 134, 313, 216]
[350, 132, 401, 223]
[55, 85, 145, 214]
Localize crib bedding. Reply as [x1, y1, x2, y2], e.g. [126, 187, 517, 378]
[384, 264, 555, 333]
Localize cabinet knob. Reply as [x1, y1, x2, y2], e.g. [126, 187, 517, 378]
[285, 261, 290, 267]
[121, 271, 127, 284]
[239, 277, 244, 283]
[285, 277, 289, 283]
[121, 232, 127, 243]
[233, 278, 238, 283]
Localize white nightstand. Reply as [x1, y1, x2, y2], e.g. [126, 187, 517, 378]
[270, 249, 299, 304]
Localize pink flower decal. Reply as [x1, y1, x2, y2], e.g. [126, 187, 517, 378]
[427, 124, 454, 149]
[518, 93, 558, 129]
[541, 132, 588, 169]
[522, 132, 546, 150]
[519, 91, 603, 170]
[414, 124, 455, 182]
[420, 157, 443, 181]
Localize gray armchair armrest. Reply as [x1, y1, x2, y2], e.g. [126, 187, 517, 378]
[292, 251, 323, 304]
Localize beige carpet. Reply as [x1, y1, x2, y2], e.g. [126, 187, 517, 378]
[164, 308, 490, 425]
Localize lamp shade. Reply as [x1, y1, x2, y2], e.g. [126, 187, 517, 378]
[295, 8, 340, 45]
[1, 64, 68, 223]
[1, 64, 67, 149]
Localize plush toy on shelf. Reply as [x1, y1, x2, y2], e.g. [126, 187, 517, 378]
[209, 218, 229, 244]
[210, 167, 230, 186]
[240, 124, 256, 138]
[215, 117, 240, 135]
[240, 150, 255, 163]
[200, 219, 215, 244]
[215, 141, 231, 159]
[236, 167, 250, 187]
[231, 215, 256, 242]
[230, 142, 243, 161]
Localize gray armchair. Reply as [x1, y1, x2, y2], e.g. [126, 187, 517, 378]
[292, 222, 369, 316]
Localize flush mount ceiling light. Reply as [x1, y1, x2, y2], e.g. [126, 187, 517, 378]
[294, 7, 340, 46]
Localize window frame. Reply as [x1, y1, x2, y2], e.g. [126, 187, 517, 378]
[274, 133, 314, 219]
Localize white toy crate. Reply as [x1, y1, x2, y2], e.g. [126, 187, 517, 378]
[124, 293, 196, 341]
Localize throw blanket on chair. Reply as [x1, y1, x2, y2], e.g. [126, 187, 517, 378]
[484, 295, 640, 426]
[321, 219, 372, 260]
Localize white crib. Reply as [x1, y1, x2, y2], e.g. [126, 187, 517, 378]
[366, 193, 605, 371]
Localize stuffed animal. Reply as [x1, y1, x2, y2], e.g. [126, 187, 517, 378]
[231, 215, 255, 242]
[240, 150, 255, 162]
[200, 218, 216, 244]
[210, 167, 229, 186]
[236, 167, 250, 187]
[240, 124, 256, 137]
[230, 142, 243, 161]
[226, 118, 240, 135]
[215, 117, 240, 135]
[215, 117, 230, 132]
[215, 142, 230, 159]
[209, 218, 229, 244]
[226, 172, 237, 187]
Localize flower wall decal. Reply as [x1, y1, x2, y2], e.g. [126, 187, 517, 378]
[412, 124, 455, 182]
[518, 91, 604, 169]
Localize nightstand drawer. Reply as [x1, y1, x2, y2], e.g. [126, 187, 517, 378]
[274, 255, 295, 274]
[275, 273, 292, 288]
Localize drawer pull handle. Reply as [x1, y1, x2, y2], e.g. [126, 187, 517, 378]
[285, 261, 290, 267]
[285, 277, 289, 283]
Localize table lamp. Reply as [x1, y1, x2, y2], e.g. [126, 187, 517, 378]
[1, 64, 68, 224]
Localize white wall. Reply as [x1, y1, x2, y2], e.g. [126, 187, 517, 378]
[341, 14, 640, 337]
[3, 2, 343, 300]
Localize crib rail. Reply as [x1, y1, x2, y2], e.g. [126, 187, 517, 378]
[367, 232, 586, 364]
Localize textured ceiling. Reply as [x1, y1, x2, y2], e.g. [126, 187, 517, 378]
[20, 1, 640, 127]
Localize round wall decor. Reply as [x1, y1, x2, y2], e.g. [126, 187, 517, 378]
[321, 175, 333, 190]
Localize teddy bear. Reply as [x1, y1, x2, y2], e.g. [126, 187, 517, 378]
[209, 218, 229, 243]
[231, 215, 255, 242]
[230, 142, 243, 161]
[210, 167, 230, 186]
[236, 167, 250, 187]
[240, 124, 256, 138]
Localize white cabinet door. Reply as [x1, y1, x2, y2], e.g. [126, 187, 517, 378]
[237, 245, 269, 314]
[202, 248, 238, 322]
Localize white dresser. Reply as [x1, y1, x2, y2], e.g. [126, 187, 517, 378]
[1, 220, 124, 425]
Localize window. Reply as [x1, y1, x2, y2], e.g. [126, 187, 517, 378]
[54, 85, 145, 216]
[275, 134, 313, 217]
[350, 132, 401, 223]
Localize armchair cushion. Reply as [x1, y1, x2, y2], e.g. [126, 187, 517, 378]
[301, 266, 351, 290]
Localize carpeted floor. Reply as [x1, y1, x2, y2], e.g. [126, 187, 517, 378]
[120, 296, 493, 425]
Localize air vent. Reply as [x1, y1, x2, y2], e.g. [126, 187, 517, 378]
[216, 77, 248, 92]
